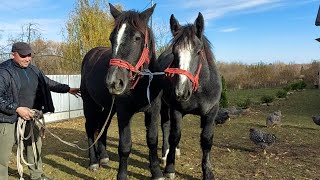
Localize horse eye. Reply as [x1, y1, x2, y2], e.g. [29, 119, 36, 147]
[135, 36, 141, 41]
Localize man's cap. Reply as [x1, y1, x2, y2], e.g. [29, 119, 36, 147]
[11, 42, 32, 55]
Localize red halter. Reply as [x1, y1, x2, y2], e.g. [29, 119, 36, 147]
[109, 29, 150, 89]
[164, 50, 205, 92]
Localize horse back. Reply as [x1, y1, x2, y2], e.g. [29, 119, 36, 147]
[81, 47, 112, 107]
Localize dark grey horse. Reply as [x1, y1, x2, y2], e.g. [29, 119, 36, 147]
[157, 13, 222, 179]
[80, 3, 164, 180]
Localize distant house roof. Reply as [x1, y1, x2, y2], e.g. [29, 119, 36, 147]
[316, 5, 320, 26]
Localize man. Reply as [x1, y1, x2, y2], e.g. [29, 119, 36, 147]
[0, 42, 80, 180]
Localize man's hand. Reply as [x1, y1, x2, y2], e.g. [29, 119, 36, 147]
[69, 88, 81, 98]
[16, 107, 33, 120]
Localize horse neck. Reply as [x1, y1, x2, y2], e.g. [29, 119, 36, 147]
[146, 30, 158, 72]
[200, 51, 218, 80]
[148, 54, 158, 72]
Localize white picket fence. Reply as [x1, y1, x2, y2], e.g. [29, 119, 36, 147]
[44, 75, 84, 123]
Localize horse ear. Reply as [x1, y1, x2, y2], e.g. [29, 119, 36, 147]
[140, 4, 156, 23]
[109, 3, 121, 19]
[194, 12, 204, 38]
[170, 14, 181, 36]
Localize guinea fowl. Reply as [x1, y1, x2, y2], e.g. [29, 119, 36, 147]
[215, 109, 230, 125]
[249, 128, 277, 154]
[312, 116, 320, 126]
[266, 110, 281, 127]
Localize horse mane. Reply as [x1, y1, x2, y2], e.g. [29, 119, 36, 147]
[202, 36, 215, 63]
[113, 10, 156, 59]
[170, 24, 215, 63]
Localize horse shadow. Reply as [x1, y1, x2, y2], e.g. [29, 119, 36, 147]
[9, 125, 197, 180]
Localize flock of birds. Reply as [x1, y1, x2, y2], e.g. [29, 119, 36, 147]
[217, 109, 320, 154]
[215, 109, 279, 154]
[249, 110, 281, 154]
[251, 111, 320, 154]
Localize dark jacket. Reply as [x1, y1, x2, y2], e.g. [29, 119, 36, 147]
[0, 59, 70, 123]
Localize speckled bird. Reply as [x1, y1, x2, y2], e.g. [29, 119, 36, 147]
[312, 116, 320, 126]
[266, 110, 281, 127]
[215, 110, 230, 125]
[249, 128, 277, 154]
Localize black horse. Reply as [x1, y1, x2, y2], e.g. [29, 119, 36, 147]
[80, 3, 164, 180]
[157, 13, 222, 179]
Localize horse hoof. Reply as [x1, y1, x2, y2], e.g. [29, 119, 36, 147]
[164, 173, 175, 179]
[88, 163, 99, 171]
[100, 157, 109, 166]
[204, 172, 215, 180]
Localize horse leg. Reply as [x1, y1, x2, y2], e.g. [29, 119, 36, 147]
[117, 113, 132, 180]
[145, 108, 163, 179]
[161, 104, 181, 165]
[164, 109, 182, 179]
[160, 103, 170, 165]
[84, 119, 99, 171]
[200, 106, 218, 180]
[97, 109, 115, 167]
[82, 90, 103, 171]
[96, 128, 108, 166]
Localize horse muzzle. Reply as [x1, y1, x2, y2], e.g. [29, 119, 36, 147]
[105, 68, 129, 95]
[174, 81, 192, 102]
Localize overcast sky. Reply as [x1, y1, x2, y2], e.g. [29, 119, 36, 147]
[0, 0, 319, 64]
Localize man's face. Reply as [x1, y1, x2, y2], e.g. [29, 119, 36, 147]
[12, 52, 32, 68]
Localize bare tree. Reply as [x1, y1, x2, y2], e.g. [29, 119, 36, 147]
[152, 20, 171, 57]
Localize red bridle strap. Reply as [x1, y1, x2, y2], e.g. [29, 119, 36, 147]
[109, 28, 150, 89]
[164, 50, 205, 92]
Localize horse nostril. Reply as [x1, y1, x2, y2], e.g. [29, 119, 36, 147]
[175, 90, 182, 98]
[115, 79, 124, 90]
[182, 90, 191, 101]
[187, 90, 192, 97]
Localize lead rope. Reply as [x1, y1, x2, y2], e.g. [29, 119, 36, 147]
[15, 96, 115, 179]
[139, 69, 165, 104]
[16, 115, 40, 180]
[31, 96, 115, 151]
[21, 96, 114, 151]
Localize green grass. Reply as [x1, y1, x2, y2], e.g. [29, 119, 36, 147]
[9, 89, 320, 179]
[228, 87, 285, 107]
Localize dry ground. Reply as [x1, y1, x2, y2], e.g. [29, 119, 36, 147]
[8, 89, 320, 179]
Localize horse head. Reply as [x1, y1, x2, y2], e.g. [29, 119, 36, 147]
[106, 3, 156, 95]
[164, 12, 205, 102]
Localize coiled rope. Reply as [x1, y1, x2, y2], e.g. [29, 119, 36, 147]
[16, 110, 44, 180]
[15, 96, 115, 180]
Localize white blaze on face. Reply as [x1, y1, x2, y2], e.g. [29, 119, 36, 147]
[115, 23, 127, 55]
[178, 43, 193, 85]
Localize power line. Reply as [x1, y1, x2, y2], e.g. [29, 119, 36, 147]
[142, 0, 152, 11]
[142, 0, 155, 29]
[150, 0, 154, 29]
